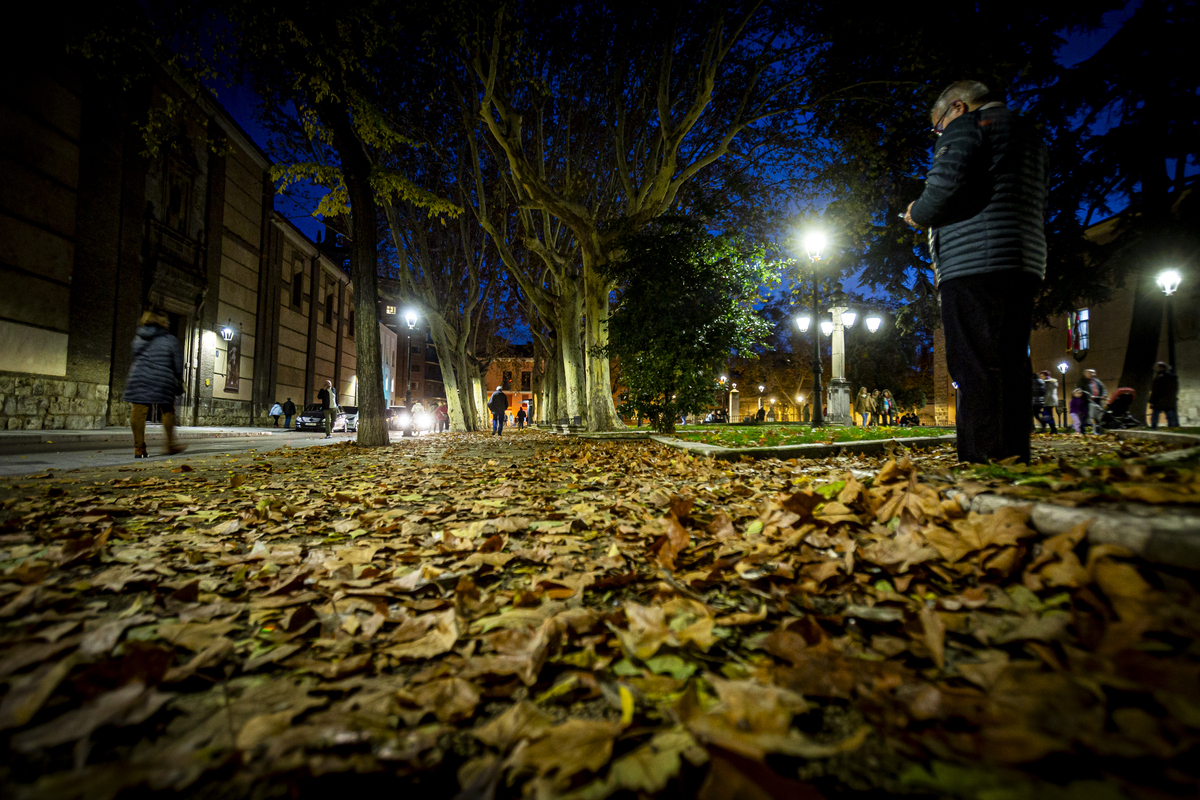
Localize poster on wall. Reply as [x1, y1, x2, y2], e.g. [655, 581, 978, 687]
[224, 328, 241, 392]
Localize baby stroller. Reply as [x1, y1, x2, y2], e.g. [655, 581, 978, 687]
[1100, 388, 1141, 430]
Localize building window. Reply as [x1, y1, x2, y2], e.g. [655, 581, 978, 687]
[502, 371, 513, 390]
[1077, 308, 1090, 350]
[325, 293, 334, 325]
[385, 305, 396, 315]
[521, 371, 531, 392]
[348, 311, 355, 337]
[411, 363, 421, 373]
[291, 272, 303, 307]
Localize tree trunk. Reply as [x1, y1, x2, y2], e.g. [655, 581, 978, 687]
[430, 326, 468, 431]
[555, 287, 587, 426]
[321, 103, 388, 447]
[582, 256, 624, 431]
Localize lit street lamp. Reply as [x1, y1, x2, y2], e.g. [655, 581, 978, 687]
[798, 231, 827, 427]
[820, 320, 834, 336]
[1157, 269, 1183, 370]
[402, 310, 418, 437]
[1057, 362, 1069, 427]
[865, 313, 882, 334]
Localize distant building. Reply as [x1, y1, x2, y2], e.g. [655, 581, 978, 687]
[486, 348, 535, 419]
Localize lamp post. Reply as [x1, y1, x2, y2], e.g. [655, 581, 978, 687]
[824, 284, 854, 425]
[403, 310, 417, 437]
[758, 384, 765, 412]
[1157, 269, 1183, 370]
[1057, 361, 1069, 427]
[801, 231, 826, 427]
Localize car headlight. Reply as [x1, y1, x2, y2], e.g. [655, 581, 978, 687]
[399, 412, 411, 426]
[416, 413, 431, 428]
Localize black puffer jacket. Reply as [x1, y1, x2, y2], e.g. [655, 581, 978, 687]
[909, 104, 1048, 285]
[123, 325, 183, 405]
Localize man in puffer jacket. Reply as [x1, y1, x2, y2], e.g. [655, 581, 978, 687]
[123, 310, 186, 458]
[905, 80, 1047, 464]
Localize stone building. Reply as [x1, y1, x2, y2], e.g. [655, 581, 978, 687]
[0, 52, 392, 430]
[485, 348, 535, 420]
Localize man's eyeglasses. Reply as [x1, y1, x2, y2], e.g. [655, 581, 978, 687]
[931, 109, 951, 136]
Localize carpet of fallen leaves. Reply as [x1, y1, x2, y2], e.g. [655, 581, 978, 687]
[1, 430, 1198, 800]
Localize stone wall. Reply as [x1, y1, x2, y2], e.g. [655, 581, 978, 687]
[0, 374, 109, 430]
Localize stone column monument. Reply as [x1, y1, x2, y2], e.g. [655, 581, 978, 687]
[728, 386, 740, 423]
[826, 295, 853, 426]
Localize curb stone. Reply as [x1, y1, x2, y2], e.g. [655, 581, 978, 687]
[1115, 429, 1200, 446]
[945, 490, 1200, 571]
[649, 434, 957, 461]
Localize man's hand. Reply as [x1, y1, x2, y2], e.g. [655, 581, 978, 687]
[904, 201, 921, 230]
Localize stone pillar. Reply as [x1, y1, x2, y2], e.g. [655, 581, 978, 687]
[728, 388, 739, 422]
[826, 303, 852, 426]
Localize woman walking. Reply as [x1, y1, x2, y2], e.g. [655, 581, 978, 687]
[124, 310, 186, 458]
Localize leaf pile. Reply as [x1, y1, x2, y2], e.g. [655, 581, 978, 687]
[0, 431, 1198, 799]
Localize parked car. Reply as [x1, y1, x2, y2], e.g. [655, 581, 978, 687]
[296, 403, 347, 432]
[385, 406, 406, 431]
[341, 405, 359, 432]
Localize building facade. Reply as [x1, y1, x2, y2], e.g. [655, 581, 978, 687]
[0, 56, 394, 430]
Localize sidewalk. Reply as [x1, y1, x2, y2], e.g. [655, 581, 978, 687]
[0, 425, 296, 447]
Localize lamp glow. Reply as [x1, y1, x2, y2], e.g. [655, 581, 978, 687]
[865, 314, 882, 333]
[1057, 362, 1068, 375]
[820, 320, 833, 336]
[841, 310, 857, 328]
[404, 310, 418, 329]
[803, 231, 827, 262]
[1157, 269, 1182, 296]
[758, 385, 765, 393]
[796, 315, 812, 333]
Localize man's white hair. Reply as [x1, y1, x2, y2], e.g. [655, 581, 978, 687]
[931, 80, 992, 118]
[496, 386, 502, 391]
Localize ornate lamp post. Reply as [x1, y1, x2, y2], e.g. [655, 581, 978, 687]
[1157, 269, 1183, 370]
[758, 384, 765, 412]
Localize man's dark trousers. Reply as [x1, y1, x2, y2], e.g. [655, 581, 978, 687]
[492, 413, 504, 436]
[940, 270, 1040, 464]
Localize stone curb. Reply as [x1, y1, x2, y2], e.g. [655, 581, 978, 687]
[946, 490, 1200, 571]
[649, 434, 958, 461]
[0, 428, 285, 446]
[1114, 429, 1200, 446]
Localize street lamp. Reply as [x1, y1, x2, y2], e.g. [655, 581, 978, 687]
[1157, 269, 1183, 370]
[799, 230, 827, 427]
[402, 310, 418, 437]
[1057, 362, 1070, 427]
[820, 320, 834, 336]
[865, 313, 882, 334]
[841, 309, 857, 328]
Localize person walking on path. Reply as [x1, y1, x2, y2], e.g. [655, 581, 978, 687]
[904, 80, 1048, 464]
[1068, 388, 1087, 434]
[488, 385, 509, 436]
[434, 402, 449, 433]
[317, 380, 339, 439]
[1076, 369, 1107, 430]
[124, 310, 186, 458]
[1149, 361, 1179, 429]
[1031, 372, 1046, 432]
[854, 387, 871, 427]
[268, 402, 283, 428]
[881, 390, 895, 425]
[282, 398, 296, 429]
[516, 405, 527, 429]
[1038, 370, 1058, 433]
[870, 390, 882, 426]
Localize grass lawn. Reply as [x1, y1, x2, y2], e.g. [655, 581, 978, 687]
[670, 424, 955, 448]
